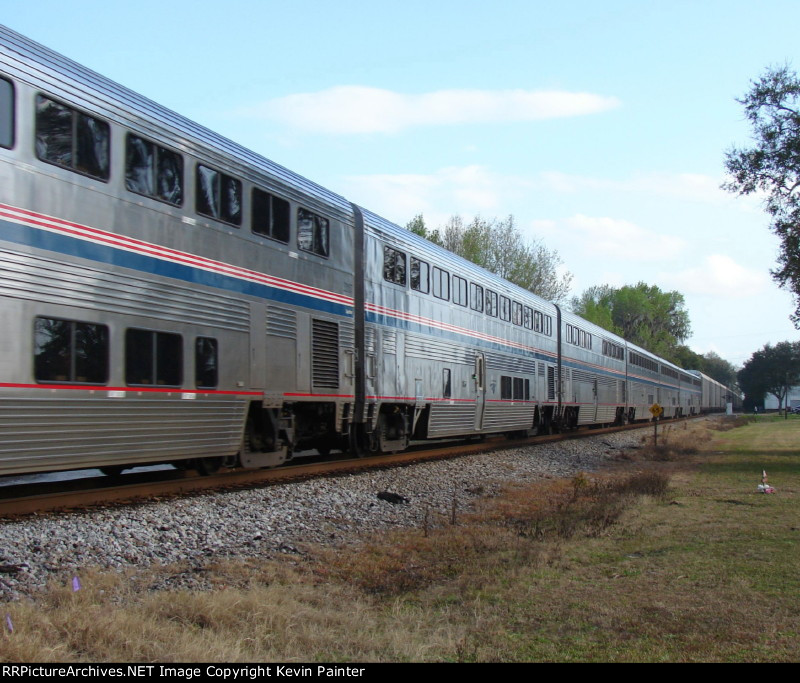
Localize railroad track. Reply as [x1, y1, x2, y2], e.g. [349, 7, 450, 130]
[0, 417, 688, 519]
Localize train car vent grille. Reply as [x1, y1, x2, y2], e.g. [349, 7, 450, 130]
[339, 321, 355, 350]
[484, 352, 536, 374]
[382, 330, 397, 355]
[312, 319, 340, 388]
[267, 306, 297, 339]
[365, 327, 376, 354]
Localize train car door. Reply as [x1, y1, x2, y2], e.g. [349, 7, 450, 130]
[474, 352, 486, 430]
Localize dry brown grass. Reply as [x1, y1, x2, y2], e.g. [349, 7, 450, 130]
[2, 416, 797, 662]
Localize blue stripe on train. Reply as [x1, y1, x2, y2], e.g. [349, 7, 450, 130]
[0, 217, 354, 318]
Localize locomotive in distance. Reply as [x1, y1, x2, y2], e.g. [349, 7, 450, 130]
[0, 26, 737, 478]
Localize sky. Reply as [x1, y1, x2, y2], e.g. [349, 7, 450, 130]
[3, 0, 800, 367]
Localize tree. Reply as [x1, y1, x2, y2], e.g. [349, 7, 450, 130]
[737, 341, 800, 411]
[405, 213, 573, 302]
[699, 350, 738, 389]
[570, 282, 691, 360]
[724, 66, 800, 325]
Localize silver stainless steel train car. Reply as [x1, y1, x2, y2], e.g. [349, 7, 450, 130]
[0, 26, 736, 477]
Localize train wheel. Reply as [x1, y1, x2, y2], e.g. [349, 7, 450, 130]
[100, 466, 124, 476]
[193, 457, 222, 476]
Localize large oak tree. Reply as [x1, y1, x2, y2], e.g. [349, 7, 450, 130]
[406, 214, 573, 303]
[570, 283, 691, 361]
[724, 66, 800, 325]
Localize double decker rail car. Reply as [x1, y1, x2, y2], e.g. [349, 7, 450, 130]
[0, 26, 737, 478]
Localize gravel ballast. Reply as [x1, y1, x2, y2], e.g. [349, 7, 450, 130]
[0, 431, 645, 601]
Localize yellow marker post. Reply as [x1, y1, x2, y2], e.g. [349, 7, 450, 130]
[650, 403, 663, 445]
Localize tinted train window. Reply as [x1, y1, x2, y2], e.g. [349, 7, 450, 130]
[126, 329, 182, 386]
[411, 257, 429, 293]
[0, 76, 14, 149]
[512, 301, 523, 326]
[486, 289, 498, 317]
[501, 375, 512, 400]
[35, 95, 109, 180]
[499, 296, 511, 322]
[432, 267, 449, 300]
[470, 283, 483, 312]
[195, 337, 218, 388]
[34, 317, 108, 384]
[252, 188, 290, 243]
[523, 306, 533, 329]
[297, 208, 329, 257]
[443, 368, 451, 398]
[196, 164, 242, 225]
[453, 275, 468, 306]
[126, 134, 183, 205]
[383, 246, 406, 285]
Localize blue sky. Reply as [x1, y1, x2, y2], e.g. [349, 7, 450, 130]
[4, 0, 800, 366]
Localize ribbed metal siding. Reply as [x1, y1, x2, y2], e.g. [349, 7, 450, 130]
[405, 335, 472, 364]
[482, 404, 535, 430]
[266, 305, 297, 339]
[428, 403, 476, 437]
[0, 396, 246, 473]
[312, 319, 339, 389]
[484, 352, 536, 374]
[0, 247, 250, 331]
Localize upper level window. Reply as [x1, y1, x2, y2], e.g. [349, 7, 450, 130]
[432, 267, 449, 300]
[470, 283, 484, 312]
[126, 134, 183, 205]
[411, 257, 429, 293]
[512, 301, 523, 326]
[486, 289, 498, 317]
[523, 306, 533, 330]
[35, 95, 109, 180]
[0, 76, 14, 149]
[383, 246, 406, 285]
[297, 208, 329, 257]
[34, 317, 109, 384]
[252, 187, 290, 243]
[453, 275, 468, 306]
[499, 295, 511, 322]
[196, 164, 242, 225]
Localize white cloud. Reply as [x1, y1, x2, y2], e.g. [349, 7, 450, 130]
[341, 165, 516, 223]
[662, 254, 770, 298]
[558, 214, 686, 262]
[538, 171, 735, 205]
[238, 86, 621, 134]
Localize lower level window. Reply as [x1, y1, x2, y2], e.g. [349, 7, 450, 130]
[126, 329, 182, 386]
[195, 337, 218, 388]
[34, 317, 108, 383]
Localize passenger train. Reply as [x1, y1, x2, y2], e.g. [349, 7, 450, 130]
[0, 26, 737, 477]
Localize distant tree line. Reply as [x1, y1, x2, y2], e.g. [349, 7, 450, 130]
[570, 283, 737, 387]
[405, 214, 573, 303]
[405, 213, 738, 386]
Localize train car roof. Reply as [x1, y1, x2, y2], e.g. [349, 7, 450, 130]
[0, 24, 353, 219]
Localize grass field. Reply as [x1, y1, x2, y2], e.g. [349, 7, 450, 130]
[1, 416, 798, 662]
